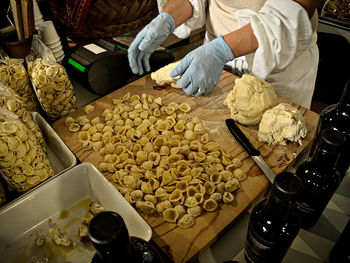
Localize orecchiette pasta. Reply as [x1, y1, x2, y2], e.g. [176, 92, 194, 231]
[64, 92, 246, 228]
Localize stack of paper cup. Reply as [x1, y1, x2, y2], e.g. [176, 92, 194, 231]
[38, 21, 64, 62]
[34, 0, 44, 30]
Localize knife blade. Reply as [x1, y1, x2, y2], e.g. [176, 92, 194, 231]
[225, 119, 275, 183]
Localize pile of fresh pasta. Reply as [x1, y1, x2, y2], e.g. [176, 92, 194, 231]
[65, 92, 246, 228]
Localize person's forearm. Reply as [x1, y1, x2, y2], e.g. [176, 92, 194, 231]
[161, 0, 193, 27]
[223, 24, 258, 58]
[293, 0, 320, 18]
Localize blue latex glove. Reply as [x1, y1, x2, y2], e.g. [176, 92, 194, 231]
[170, 35, 234, 97]
[128, 13, 175, 75]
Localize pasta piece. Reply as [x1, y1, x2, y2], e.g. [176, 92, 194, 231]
[204, 181, 216, 195]
[78, 131, 90, 141]
[156, 200, 172, 213]
[220, 170, 233, 181]
[210, 173, 222, 184]
[187, 206, 201, 217]
[163, 208, 179, 223]
[233, 168, 247, 181]
[179, 103, 191, 113]
[184, 130, 195, 140]
[159, 145, 170, 156]
[175, 181, 188, 192]
[155, 187, 167, 197]
[209, 193, 222, 203]
[69, 123, 80, 132]
[203, 199, 218, 212]
[178, 214, 194, 228]
[225, 179, 240, 192]
[169, 189, 183, 203]
[232, 158, 242, 168]
[223, 192, 235, 204]
[194, 123, 206, 134]
[184, 196, 198, 207]
[186, 186, 197, 197]
[141, 181, 153, 194]
[64, 116, 75, 126]
[135, 201, 156, 214]
[81, 123, 92, 131]
[84, 104, 95, 114]
[206, 142, 220, 152]
[144, 194, 157, 205]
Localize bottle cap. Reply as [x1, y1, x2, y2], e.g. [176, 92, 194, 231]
[318, 128, 345, 154]
[271, 172, 302, 202]
[88, 211, 129, 246]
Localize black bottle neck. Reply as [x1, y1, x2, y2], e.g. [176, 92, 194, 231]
[263, 172, 301, 221]
[311, 148, 339, 169]
[263, 194, 295, 221]
[337, 80, 350, 109]
[88, 211, 133, 262]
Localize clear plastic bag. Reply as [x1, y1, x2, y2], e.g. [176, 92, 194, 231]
[28, 58, 77, 121]
[0, 59, 39, 112]
[0, 108, 54, 192]
[0, 82, 46, 150]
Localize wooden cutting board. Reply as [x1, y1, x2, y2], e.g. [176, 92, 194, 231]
[52, 71, 319, 262]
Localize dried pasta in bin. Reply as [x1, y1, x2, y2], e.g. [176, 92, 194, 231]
[29, 58, 77, 121]
[0, 83, 46, 150]
[0, 59, 38, 112]
[0, 108, 54, 192]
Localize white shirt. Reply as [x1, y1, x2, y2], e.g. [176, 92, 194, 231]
[157, 0, 319, 109]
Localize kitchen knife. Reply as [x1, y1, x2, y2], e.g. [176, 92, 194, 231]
[225, 119, 275, 183]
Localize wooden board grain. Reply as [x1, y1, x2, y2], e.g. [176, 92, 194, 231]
[52, 71, 319, 262]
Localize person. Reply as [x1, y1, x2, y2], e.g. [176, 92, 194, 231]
[128, 0, 320, 109]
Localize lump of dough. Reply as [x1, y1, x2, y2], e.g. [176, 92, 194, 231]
[151, 61, 181, 88]
[224, 74, 277, 125]
[258, 103, 308, 145]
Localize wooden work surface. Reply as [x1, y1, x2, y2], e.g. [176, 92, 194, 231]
[53, 71, 319, 262]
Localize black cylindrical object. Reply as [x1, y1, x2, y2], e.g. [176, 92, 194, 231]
[310, 79, 350, 179]
[244, 172, 302, 263]
[297, 128, 345, 228]
[88, 211, 166, 263]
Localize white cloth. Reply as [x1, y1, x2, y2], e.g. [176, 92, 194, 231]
[236, 0, 319, 108]
[157, 0, 207, 39]
[157, 0, 319, 108]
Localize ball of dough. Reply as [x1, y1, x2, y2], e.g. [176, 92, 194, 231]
[151, 61, 181, 88]
[224, 74, 277, 125]
[258, 103, 308, 145]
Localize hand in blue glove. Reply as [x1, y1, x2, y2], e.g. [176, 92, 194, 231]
[170, 35, 234, 97]
[128, 13, 175, 75]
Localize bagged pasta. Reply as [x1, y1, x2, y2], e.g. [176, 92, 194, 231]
[0, 83, 46, 150]
[0, 108, 54, 193]
[29, 58, 77, 121]
[0, 59, 38, 112]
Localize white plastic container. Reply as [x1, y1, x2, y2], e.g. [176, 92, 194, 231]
[0, 163, 152, 262]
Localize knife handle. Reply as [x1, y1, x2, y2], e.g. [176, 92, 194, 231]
[226, 119, 260, 156]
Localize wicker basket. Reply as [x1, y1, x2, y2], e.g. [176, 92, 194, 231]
[65, 0, 158, 41]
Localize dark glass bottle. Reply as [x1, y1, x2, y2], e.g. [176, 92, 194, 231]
[244, 172, 302, 263]
[329, 219, 350, 263]
[310, 79, 350, 179]
[88, 211, 167, 263]
[296, 128, 345, 229]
